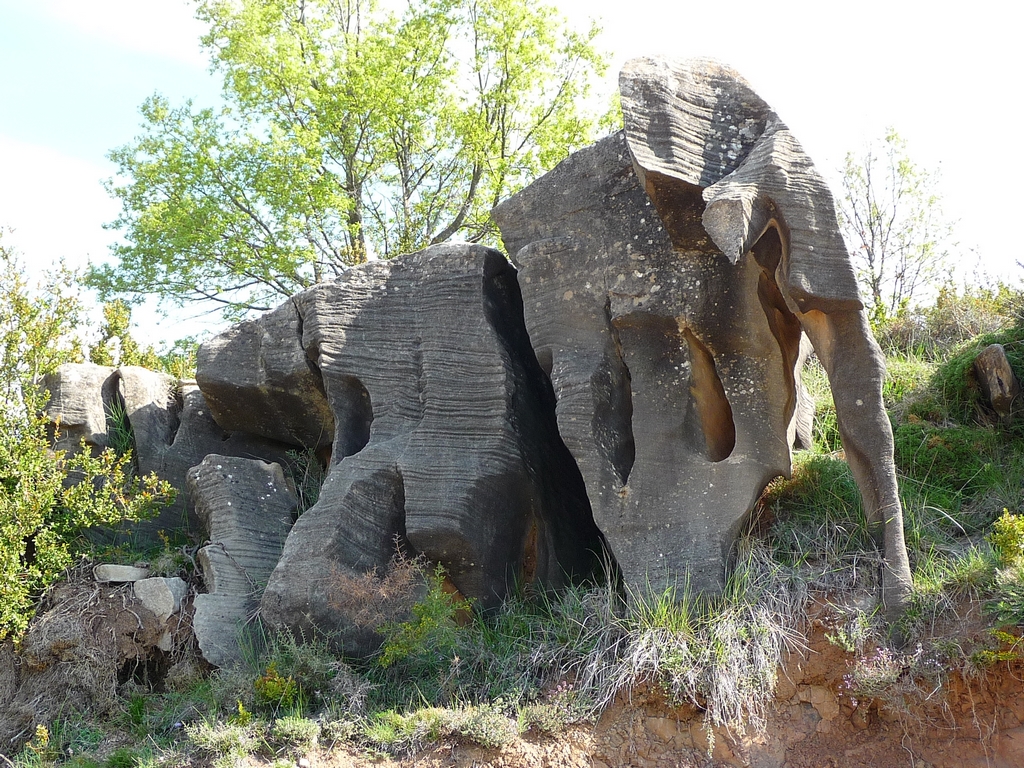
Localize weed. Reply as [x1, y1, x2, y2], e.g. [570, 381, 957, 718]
[360, 708, 444, 755]
[254, 662, 299, 710]
[185, 719, 259, 764]
[285, 448, 326, 516]
[987, 562, 1024, 626]
[448, 703, 519, 748]
[989, 509, 1024, 565]
[270, 714, 320, 749]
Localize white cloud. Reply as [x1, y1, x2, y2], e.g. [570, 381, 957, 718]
[0, 135, 117, 272]
[38, 0, 208, 68]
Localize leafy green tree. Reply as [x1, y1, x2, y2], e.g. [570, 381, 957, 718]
[92, 0, 607, 318]
[838, 129, 954, 323]
[90, 299, 161, 369]
[0, 238, 172, 639]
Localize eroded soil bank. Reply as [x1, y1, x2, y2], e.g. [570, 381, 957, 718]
[310, 618, 1024, 768]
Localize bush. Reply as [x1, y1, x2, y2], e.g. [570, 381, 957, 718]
[0, 242, 173, 639]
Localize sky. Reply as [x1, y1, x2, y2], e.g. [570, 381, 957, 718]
[0, 0, 1019, 346]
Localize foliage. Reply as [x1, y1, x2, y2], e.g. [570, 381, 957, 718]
[253, 661, 299, 710]
[0, 242, 174, 640]
[269, 714, 320, 749]
[89, 299, 161, 369]
[989, 509, 1024, 566]
[838, 129, 955, 323]
[892, 423, 1000, 512]
[873, 282, 1022, 359]
[93, 0, 608, 318]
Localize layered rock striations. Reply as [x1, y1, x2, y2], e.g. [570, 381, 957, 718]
[495, 57, 909, 609]
[252, 245, 609, 653]
[44, 57, 911, 656]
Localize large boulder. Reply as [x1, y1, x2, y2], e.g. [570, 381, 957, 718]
[42, 363, 115, 454]
[197, 300, 335, 450]
[493, 57, 911, 611]
[251, 244, 608, 654]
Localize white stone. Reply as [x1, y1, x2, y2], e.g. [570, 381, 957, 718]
[94, 564, 150, 582]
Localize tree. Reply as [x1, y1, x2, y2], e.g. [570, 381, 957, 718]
[90, 0, 607, 318]
[838, 129, 954, 323]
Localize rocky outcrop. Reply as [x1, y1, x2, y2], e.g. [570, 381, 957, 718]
[253, 244, 608, 655]
[43, 364, 296, 543]
[492, 57, 911, 612]
[188, 455, 297, 667]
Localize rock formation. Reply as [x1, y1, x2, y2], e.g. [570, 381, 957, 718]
[43, 363, 296, 542]
[185, 57, 914, 652]
[493, 57, 911, 610]
[43, 57, 912, 656]
[251, 244, 609, 655]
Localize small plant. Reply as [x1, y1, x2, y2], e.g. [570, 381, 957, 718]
[228, 700, 253, 726]
[987, 563, 1024, 626]
[989, 509, 1024, 565]
[969, 628, 1024, 667]
[254, 661, 299, 710]
[185, 719, 258, 764]
[285, 447, 326, 515]
[270, 714, 320, 749]
[448, 703, 518, 748]
[360, 709, 445, 755]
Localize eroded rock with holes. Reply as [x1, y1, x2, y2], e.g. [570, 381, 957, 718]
[493, 56, 911, 611]
[188, 455, 297, 667]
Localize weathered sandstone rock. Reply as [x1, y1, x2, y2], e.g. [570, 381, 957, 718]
[42, 363, 115, 454]
[188, 455, 296, 667]
[197, 299, 335, 449]
[974, 343, 1020, 422]
[493, 56, 911, 610]
[43, 364, 295, 543]
[254, 244, 608, 654]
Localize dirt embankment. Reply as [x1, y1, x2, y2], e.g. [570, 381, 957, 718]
[365, 620, 1024, 768]
[3, 585, 1023, 767]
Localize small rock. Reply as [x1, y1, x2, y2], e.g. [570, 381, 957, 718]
[646, 716, 677, 742]
[298, 759, 310, 768]
[94, 564, 150, 582]
[133, 577, 188, 623]
[974, 343, 1020, 422]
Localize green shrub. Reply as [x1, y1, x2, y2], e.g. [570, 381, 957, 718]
[0, 244, 174, 640]
[989, 509, 1024, 566]
[254, 662, 299, 710]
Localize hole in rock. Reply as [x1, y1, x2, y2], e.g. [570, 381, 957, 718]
[330, 375, 373, 460]
[683, 329, 736, 462]
[480, 249, 617, 590]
